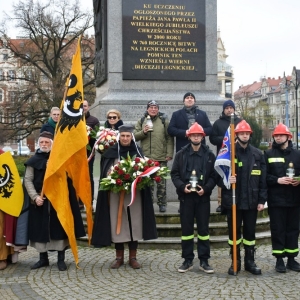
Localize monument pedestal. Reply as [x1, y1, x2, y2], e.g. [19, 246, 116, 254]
[92, 0, 222, 203]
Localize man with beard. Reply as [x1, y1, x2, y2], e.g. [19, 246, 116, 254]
[24, 131, 85, 271]
[171, 122, 217, 274]
[92, 125, 157, 269]
[168, 92, 212, 153]
[265, 123, 300, 273]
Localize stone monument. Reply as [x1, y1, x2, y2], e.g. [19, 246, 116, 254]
[92, 0, 222, 201]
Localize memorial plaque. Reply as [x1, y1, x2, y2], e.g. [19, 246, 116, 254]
[122, 0, 206, 81]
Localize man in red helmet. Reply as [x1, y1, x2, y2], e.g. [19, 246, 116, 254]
[220, 120, 267, 275]
[209, 99, 242, 212]
[264, 123, 300, 273]
[171, 122, 218, 274]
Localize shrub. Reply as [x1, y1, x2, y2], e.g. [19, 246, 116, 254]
[13, 156, 29, 177]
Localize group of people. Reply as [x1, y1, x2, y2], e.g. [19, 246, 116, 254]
[1, 93, 300, 278]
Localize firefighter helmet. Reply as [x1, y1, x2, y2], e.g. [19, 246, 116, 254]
[272, 123, 293, 138]
[187, 122, 205, 136]
[234, 120, 253, 134]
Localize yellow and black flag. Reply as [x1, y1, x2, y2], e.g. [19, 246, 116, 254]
[43, 36, 93, 266]
[0, 152, 24, 217]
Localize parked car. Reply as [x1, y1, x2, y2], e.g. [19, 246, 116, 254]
[259, 142, 269, 147]
[2, 146, 14, 155]
[17, 146, 31, 155]
[292, 142, 300, 149]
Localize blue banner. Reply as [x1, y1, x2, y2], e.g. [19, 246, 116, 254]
[214, 126, 231, 189]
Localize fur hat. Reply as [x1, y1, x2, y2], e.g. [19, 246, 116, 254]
[183, 92, 196, 101]
[39, 131, 54, 140]
[223, 100, 235, 111]
[118, 124, 134, 133]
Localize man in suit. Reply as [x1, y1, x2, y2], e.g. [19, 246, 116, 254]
[168, 92, 212, 153]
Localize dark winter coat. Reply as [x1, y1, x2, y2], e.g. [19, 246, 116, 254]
[219, 143, 267, 211]
[168, 107, 212, 152]
[25, 151, 85, 243]
[91, 142, 157, 247]
[264, 141, 300, 207]
[40, 121, 55, 135]
[209, 112, 242, 154]
[104, 119, 124, 130]
[85, 111, 100, 153]
[171, 144, 218, 202]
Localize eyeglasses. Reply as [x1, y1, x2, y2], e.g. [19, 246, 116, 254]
[107, 116, 117, 120]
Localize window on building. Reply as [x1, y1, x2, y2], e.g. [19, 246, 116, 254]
[3, 53, 8, 61]
[0, 89, 3, 102]
[9, 91, 17, 104]
[218, 81, 222, 93]
[0, 69, 4, 81]
[8, 70, 16, 81]
[26, 70, 33, 80]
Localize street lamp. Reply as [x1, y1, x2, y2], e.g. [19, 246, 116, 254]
[282, 72, 289, 127]
[285, 67, 299, 149]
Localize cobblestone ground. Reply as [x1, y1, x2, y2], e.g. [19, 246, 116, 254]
[1, 245, 300, 299]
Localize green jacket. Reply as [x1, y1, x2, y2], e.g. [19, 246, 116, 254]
[134, 113, 174, 161]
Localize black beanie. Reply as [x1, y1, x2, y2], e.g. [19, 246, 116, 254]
[147, 100, 159, 109]
[223, 100, 235, 111]
[183, 92, 196, 101]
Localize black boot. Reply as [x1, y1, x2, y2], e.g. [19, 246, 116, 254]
[275, 257, 286, 273]
[31, 252, 49, 270]
[287, 257, 300, 272]
[57, 251, 67, 271]
[244, 247, 261, 275]
[228, 246, 241, 275]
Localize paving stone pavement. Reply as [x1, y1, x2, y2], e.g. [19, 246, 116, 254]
[1, 244, 300, 299]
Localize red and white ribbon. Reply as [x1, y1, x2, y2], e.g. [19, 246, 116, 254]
[129, 166, 160, 206]
[87, 129, 117, 162]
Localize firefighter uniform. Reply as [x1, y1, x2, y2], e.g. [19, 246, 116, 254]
[264, 123, 300, 273]
[219, 120, 267, 275]
[171, 122, 218, 273]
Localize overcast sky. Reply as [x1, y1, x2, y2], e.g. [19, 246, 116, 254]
[217, 0, 300, 90]
[2, 1, 300, 92]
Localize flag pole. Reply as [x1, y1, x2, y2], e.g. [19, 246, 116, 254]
[40, 84, 69, 200]
[230, 113, 237, 275]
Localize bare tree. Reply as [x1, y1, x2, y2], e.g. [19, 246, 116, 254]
[0, 0, 94, 141]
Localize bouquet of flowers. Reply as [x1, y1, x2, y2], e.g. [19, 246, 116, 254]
[94, 126, 118, 154]
[86, 125, 98, 151]
[99, 155, 170, 195]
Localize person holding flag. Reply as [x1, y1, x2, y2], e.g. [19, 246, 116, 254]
[215, 120, 267, 275]
[24, 131, 85, 271]
[209, 100, 241, 212]
[42, 36, 93, 268]
[171, 122, 218, 273]
[0, 149, 25, 270]
[92, 125, 157, 269]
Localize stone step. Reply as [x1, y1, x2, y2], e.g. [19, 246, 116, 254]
[81, 205, 269, 225]
[77, 230, 271, 250]
[155, 217, 270, 237]
[78, 202, 271, 249]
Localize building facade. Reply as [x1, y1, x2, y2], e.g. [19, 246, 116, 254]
[234, 67, 300, 143]
[217, 30, 234, 99]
